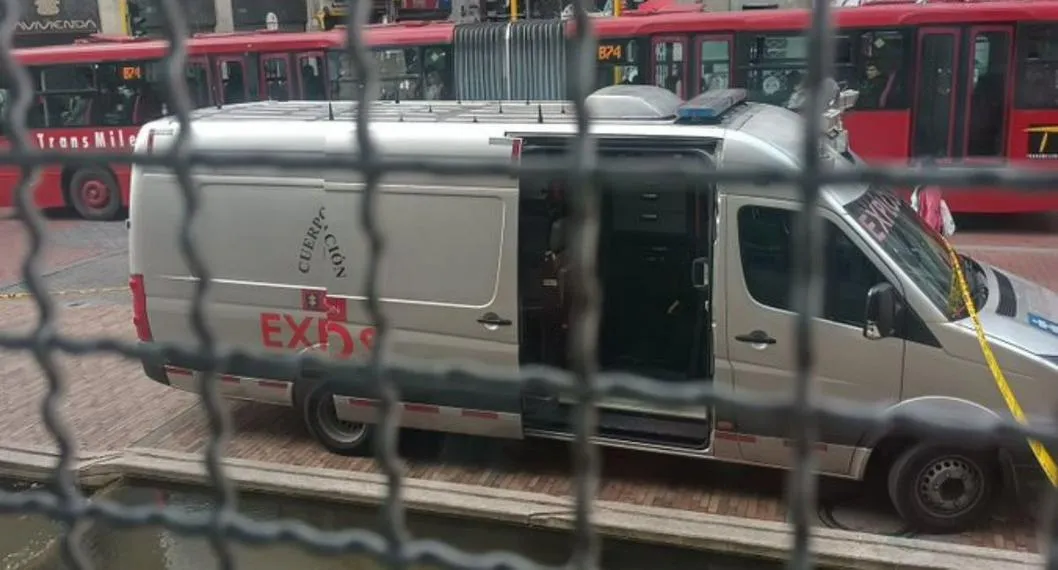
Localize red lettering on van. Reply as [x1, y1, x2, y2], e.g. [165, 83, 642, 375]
[260, 313, 283, 348]
[285, 315, 313, 348]
[328, 321, 356, 358]
[359, 327, 375, 351]
[259, 312, 374, 358]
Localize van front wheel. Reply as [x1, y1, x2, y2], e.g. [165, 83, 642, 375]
[302, 384, 375, 456]
[887, 443, 998, 533]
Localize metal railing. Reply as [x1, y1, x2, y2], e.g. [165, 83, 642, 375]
[0, 0, 1056, 567]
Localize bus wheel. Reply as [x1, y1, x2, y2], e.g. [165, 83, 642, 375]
[302, 383, 375, 456]
[887, 443, 998, 533]
[69, 168, 120, 221]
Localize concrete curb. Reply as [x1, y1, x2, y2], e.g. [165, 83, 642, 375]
[0, 444, 1043, 569]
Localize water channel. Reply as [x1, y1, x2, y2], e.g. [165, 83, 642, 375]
[0, 478, 784, 570]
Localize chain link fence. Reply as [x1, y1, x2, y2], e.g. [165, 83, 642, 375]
[0, 0, 1056, 568]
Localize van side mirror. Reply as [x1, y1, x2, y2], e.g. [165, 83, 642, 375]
[864, 282, 898, 340]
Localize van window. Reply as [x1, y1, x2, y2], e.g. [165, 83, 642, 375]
[842, 186, 957, 318]
[338, 193, 504, 306]
[736, 205, 887, 327]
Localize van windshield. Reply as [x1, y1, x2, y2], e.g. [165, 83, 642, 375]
[842, 185, 960, 320]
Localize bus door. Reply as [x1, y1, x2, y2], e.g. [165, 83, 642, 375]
[216, 57, 250, 105]
[186, 57, 213, 109]
[911, 28, 962, 160]
[694, 34, 733, 97]
[652, 36, 690, 99]
[910, 26, 1013, 161]
[260, 54, 292, 101]
[294, 52, 328, 101]
[962, 26, 1013, 160]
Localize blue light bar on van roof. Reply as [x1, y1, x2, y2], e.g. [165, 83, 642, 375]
[675, 89, 748, 124]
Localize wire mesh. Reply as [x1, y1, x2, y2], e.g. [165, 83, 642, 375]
[0, 0, 1055, 568]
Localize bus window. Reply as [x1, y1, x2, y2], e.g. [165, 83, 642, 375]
[93, 62, 166, 126]
[1016, 24, 1058, 109]
[0, 87, 7, 134]
[261, 56, 290, 101]
[596, 39, 640, 88]
[853, 30, 908, 110]
[36, 65, 94, 126]
[423, 46, 452, 100]
[297, 54, 327, 101]
[327, 50, 359, 101]
[698, 37, 731, 94]
[741, 34, 806, 106]
[328, 49, 422, 101]
[38, 65, 95, 127]
[739, 33, 852, 107]
[652, 37, 686, 98]
[375, 48, 422, 100]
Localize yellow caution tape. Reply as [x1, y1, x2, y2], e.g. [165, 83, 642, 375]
[945, 239, 1058, 486]
[0, 286, 126, 301]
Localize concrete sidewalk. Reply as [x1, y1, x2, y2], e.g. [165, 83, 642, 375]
[0, 444, 1043, 570]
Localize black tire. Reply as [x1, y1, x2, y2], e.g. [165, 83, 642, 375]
[68, 168, 121, 221]
[301, 382, 375, 456]
[887, 443, 998, 533]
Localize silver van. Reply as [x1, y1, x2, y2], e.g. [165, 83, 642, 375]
[128, 85, 1058, 533]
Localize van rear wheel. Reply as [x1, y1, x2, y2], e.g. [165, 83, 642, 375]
[887, 443, 998, 533]
[301, 383, 375, 456]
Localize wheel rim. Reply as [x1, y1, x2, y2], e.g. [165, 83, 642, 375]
[913, 454, 985, 519]
[314, 393, 367, 446]
[79, 179, 110, 210]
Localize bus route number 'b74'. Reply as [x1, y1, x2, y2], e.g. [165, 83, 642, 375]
[598, 43, 624, 63]
[259, 313, 375, 358]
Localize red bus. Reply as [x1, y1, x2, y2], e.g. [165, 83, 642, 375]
[13, 1, 1058, 216]
[349, 2, 1058, 213]
[0, 30, 340, 219]
[1, 24, 464, 219]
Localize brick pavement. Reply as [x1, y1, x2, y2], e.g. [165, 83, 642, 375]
[0, 300, 197, 453]
[0, 215, 114, 289]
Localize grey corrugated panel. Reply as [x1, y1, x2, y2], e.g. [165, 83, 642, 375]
[509, 20, 568, 101]
[454, 22, 509, 100]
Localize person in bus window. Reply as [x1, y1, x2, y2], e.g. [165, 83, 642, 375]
[425, 71, 444, 100]
[223, 65, 246, 104]
[62, 95, 91, 126]
[664, 71, 681, 96]
[301, 62, 325, 101]
[856, 61, 890, 109]
[95, 81, 126, 125]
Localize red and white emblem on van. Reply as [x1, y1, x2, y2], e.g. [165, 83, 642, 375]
[301, 289, 326, 313]
[325, 296, 347, 323]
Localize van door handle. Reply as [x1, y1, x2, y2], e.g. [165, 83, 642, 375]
[734, 330, 776, 345]
[477, 312, 512, 326]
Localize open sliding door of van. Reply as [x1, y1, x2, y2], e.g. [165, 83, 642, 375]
[516, 137, 717, 456]
[320, 131, 524, 440]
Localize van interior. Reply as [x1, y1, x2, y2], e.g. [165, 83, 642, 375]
[516, 143, 718, 448]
